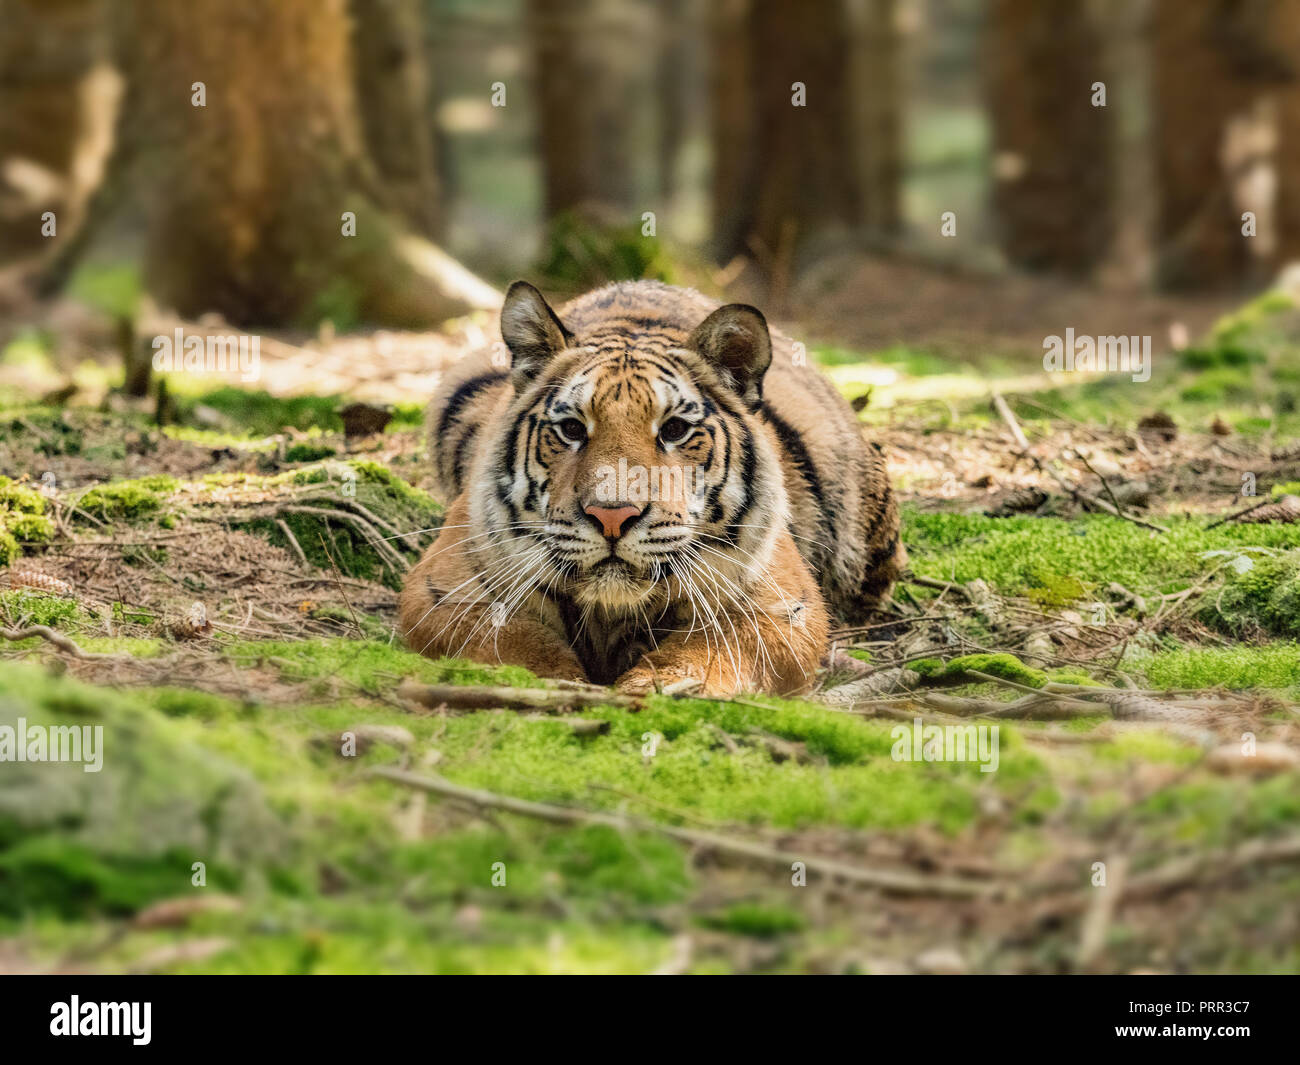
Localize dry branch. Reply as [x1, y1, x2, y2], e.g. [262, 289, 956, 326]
[371, 766, 1000, 898]
[397, 679, 644, 713]
[1, 624, 126, 660]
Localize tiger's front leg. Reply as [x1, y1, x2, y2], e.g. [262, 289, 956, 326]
[615, 536, 829, 698]
[399, 501, 587, 683]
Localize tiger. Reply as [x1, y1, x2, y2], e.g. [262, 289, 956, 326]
[398, 280, 905, 696]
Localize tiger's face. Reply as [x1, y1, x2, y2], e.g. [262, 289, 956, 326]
[469, 282, 788, 617]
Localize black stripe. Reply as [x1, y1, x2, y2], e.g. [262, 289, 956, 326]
[437, 371, 506, 442]
[437, 372, 506, 488]
[759, 404, 833, 557]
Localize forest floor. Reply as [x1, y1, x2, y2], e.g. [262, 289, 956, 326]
[1, 276, 1299, 974]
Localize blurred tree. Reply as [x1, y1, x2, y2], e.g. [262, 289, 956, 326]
[349, 0, 444, 240]
[41, 0, 497, 328]
[710, 0, 862, 272]
[1152, 0, 1252, 288]
[851, 0, 901, 237]
[526, 0, 637, 220]
[0, 0, 115, 264]
[656, 0, 691, 202]
[985, 0, 1112, 275]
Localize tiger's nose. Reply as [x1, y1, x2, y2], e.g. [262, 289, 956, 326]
[583, 502, 643, 539]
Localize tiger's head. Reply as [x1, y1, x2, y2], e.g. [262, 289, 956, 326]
[467, 281, 790, 617]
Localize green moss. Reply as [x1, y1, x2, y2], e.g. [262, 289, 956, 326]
[0, 663, 278, 920]
[0, 476, 47, 515]
[1094, 730, 1200, 767]
[1137, 643, 1300, 691]
[1133, 776, 1300, 849]
[222, 639, 543, 693]
[0, 476, 55, 564]
[1024, 568, 1089, 608]
[175, 386, 345, 437]
[285, 442, 337, 463]
[905, 510, 1300, 600]
[913, 653, 1048, 689]
[535, 210, 674, 290]
[1200, 551, 1300, 640]
[0, 591, 77, 628]
[77, 475, 178, 523]
[241, 461, 442, 588]
[700, 902, 806, 938]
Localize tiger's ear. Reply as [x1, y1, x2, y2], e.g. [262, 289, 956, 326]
[501, 281, 573, 390]
[686, 304, 772, 409]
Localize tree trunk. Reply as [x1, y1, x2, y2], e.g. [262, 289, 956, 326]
[655, 0, 691, 203]
[710, 0, 860, 266]
[526, 0, 637, 221]
[348, 0, 443, 240]
[59, 0, 496, 328]
[1149, 0, 1296, 289]
[708, 0, 754, 262]
[0, 0, 115, 264]
[1262, 1, 1300, 268]
[1093, 0, 1155, 291]
[985, 0, 1112, 275]
[851, 0, 901, 237]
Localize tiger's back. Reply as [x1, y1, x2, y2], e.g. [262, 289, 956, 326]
[428, 280, 904, 623]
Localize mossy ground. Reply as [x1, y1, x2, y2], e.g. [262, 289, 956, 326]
[1, 292, 1299, 973]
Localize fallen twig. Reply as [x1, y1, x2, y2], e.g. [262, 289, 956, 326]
[991, 392, 1168, 533]
[397, 679, 643, 712]
[370, 766, 1001, 898]
[1, 624, 126, 660]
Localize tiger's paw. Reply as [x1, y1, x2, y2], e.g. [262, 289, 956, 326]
[615, 660, 742, 699]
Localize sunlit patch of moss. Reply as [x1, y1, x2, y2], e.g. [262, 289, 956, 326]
[913, 652, 1047, 689]
[1024, 568, 1089, 608]
[221, 640, 544, 694]
[699, 901, 806, 938]
[173, 918, 678, 975]
[1046, 666, 1103, 686]
[220, 461, 442, 588]
[77, 475, 179, 523]
[1132, 776, 1300, 849]
[0, 475, 55, 564]
[284, 442, 337, 462]
[0, 662, 277, 921]
[535, 210, 674, 290]
[419, 693, 1046, 833]
[1134, 643, 1300, 691]
[172, 386, 344, 437]
[1094, 730, 1200, 766]
[0, 591, 77, 628]
[904, 509, 1300, 600]
[160, 424, 279, 450]
[1200, 550, 1300, 640]
[78, 637, 166, 657]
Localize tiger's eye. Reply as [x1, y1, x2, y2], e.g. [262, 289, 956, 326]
[555, 418, 587, 444]
[659, 417, 692, 445]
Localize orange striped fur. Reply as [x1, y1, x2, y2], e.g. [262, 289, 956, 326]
[399, 281, 904, 696]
